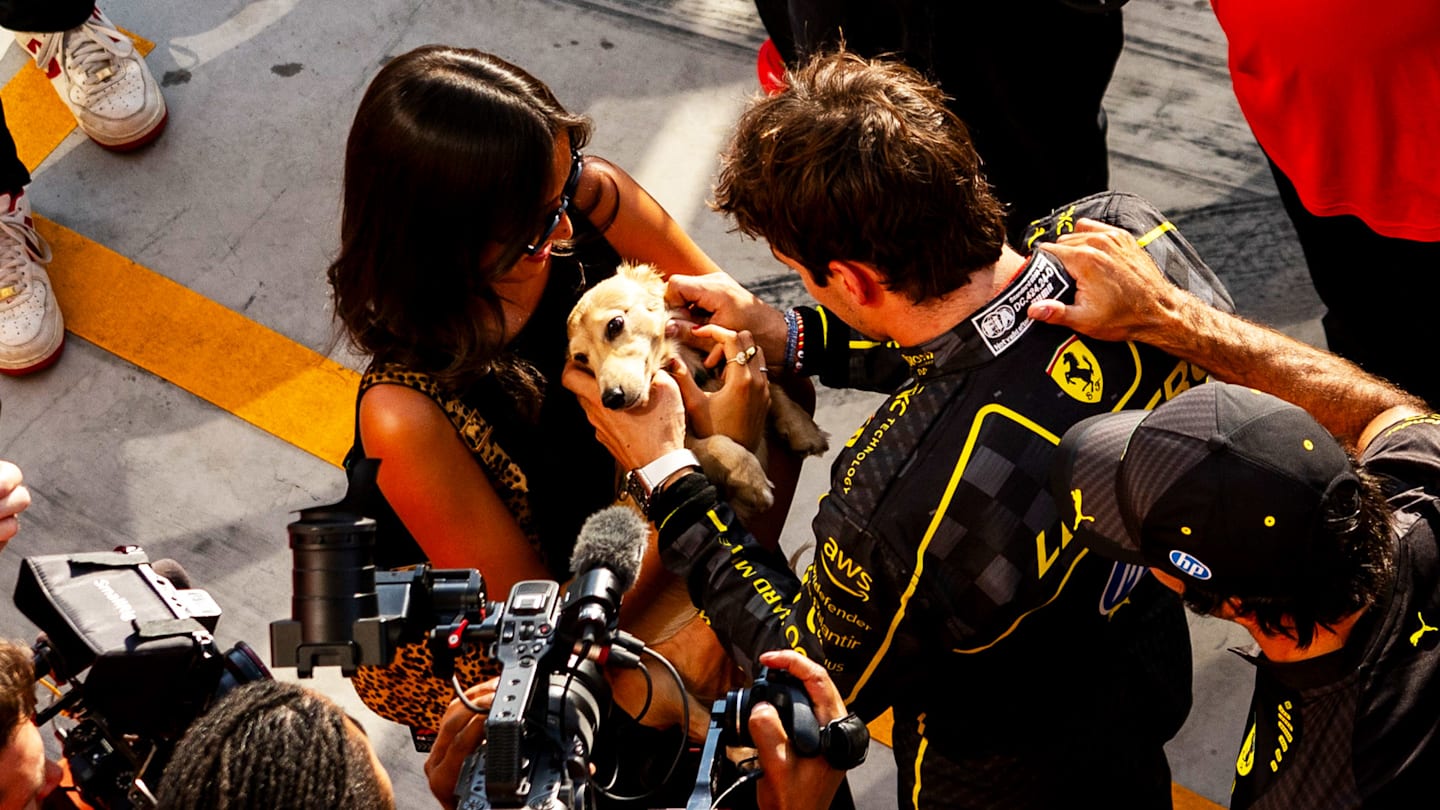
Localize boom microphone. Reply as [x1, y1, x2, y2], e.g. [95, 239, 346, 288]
[569, 504, 649, 588]
[561, 505, 650, 663]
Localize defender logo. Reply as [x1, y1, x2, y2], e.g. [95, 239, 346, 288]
[1169, 550, 1212, 580]
[1047, 337, 1102, 403]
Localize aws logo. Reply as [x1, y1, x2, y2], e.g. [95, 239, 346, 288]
[820, 537, 872, 602]
[1047, 337, 1102, 403]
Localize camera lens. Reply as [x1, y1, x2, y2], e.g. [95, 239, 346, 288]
[288, 514, 380, 643]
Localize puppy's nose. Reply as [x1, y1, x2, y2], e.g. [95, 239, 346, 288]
[601, 387, 628, 410]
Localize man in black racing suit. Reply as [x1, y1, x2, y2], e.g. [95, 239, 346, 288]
[565, 52, 1234, 809]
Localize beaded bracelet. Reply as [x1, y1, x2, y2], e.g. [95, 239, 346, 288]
[792, 309, 807, 376]
[783, 307, 800, 374]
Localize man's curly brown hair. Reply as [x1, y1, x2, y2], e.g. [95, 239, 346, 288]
[713, 49, 1007, 303]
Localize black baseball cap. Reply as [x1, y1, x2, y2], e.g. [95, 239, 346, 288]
[1051, 382, 1359, 594]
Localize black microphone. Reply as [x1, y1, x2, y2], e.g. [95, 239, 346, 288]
[562, 505, 650, 665]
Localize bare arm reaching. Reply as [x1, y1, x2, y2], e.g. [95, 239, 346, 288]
[1027, 219, 1428, 451]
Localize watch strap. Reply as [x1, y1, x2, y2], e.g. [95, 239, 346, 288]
[625, 448, 701, 512]
[818, 712, 869, 770]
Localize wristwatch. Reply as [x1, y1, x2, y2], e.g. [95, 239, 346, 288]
[819, 712, 870, 770]
[623, 449, 701, 514]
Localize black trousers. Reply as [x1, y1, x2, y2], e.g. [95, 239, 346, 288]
[1269, 155, 1440, 409]
[753, 0, 1124, 246]
[0, 0, 97, 194]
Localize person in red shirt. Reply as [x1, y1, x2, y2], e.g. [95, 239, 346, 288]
[1211, 0, 1440, 407]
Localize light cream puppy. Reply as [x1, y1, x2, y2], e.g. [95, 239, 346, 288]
[567, 262, 827, 519]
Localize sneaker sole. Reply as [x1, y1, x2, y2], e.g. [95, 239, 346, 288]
[0, 332, 65, 376]
[92, 108, 168, 152]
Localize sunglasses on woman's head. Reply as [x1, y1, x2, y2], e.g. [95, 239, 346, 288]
[523, 149, 584, 256]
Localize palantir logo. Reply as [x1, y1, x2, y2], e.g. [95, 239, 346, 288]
[1168, 550, 1212, 580]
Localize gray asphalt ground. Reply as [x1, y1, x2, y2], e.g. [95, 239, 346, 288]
[0, 1, 1327, 807]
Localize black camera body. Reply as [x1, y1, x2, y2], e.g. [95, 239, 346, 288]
[720, 666, 820, 754]
[453, 579, 611, 810]
[14, 547, 270, 810]
[269, 470, 626, 810]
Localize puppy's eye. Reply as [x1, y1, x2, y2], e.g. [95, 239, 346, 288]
[605, 316, 624, 341]
[573, 353, 589, 367]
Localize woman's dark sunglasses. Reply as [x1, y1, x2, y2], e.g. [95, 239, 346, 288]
[523, 149, 584, 256]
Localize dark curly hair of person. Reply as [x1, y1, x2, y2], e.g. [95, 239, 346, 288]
[157, 680, 391, 809]
[1179, 463, 1396, 649]
[713, 48, 1008, 304]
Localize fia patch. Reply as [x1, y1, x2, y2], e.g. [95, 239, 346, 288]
[971, 252, 1071, 356]
[1047, 336, 1103, 403]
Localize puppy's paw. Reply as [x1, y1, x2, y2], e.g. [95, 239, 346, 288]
[724, 463, 775, 518]
[769, 386, 830, 457]
[690, 435, 775, 518]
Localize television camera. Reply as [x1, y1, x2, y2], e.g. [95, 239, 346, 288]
[12, 546, 270, 809]
[269, 459, 846, 810]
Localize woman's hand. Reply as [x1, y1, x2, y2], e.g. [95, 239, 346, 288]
[674, 325, 771, 451]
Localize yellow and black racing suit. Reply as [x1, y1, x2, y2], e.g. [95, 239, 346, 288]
[650, 193, 1237, 808]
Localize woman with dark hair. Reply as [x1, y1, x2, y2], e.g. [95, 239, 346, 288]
[327, 45, 782, 760]
[157, 680, 393, 810]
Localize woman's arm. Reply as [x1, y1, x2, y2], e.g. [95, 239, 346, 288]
[359, 384, 550, 596]
[575, 157, 723, 278]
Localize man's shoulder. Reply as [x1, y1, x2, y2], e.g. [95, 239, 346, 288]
[1028, 191, 1167, 239]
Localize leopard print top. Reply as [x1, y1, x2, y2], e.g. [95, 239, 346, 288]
[349, 364, 543, 733]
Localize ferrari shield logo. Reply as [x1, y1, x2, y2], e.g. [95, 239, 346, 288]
[1048, 337, 1103, 403]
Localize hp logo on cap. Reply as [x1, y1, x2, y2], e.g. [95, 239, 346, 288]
[1168, 550, 1212, 581]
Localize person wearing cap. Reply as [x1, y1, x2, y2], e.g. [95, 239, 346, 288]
[1032, 220, 1437, 808]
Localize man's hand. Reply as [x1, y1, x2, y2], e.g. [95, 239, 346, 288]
[748, 650, 851, 810]
[424, 679, 499, 810]
[1025, 218, 1184, 343]
[0, 460, 31, 551]
[562, 359, 689, 472]
[666, 272, 789, 364]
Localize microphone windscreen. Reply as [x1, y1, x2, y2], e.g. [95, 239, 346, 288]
[151, 558, 194, 590]
[570, 505, 649, 592]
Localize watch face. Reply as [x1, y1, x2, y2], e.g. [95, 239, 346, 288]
[624, 470, 650, 512]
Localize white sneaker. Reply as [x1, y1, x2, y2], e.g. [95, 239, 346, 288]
[12, 6, 167, 150]
[0, 190, 63, 375]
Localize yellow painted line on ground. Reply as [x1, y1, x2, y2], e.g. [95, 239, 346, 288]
[8, 29, 358, 467]
[3, 29, 155, 169]
[37, 214, 358, 466]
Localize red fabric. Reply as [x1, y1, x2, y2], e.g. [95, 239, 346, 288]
[757, 37, 788, 96]
[1211, 0, 1440, 241]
